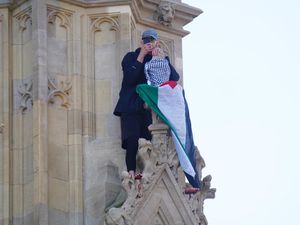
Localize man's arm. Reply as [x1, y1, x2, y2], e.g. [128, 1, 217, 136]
[121, 43, 151, 85]
[121, 52, 144, 85]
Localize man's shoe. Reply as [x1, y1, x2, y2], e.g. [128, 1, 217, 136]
[134, 173, 143, 180]
[184, 187, 199, 194]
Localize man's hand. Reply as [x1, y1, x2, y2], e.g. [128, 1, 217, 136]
[143, 103, 150, 110]
[137, 41, 153, 63]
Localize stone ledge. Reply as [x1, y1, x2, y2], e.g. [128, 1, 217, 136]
[1, 0, 202, 37]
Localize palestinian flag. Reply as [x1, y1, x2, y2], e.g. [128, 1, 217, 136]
[136, 81, 200, 188]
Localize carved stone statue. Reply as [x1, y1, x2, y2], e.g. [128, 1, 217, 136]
[154, 1, 175, 26]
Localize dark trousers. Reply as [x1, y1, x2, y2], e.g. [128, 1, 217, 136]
[121, 110, 152, 171]
[125, 137, 139, 171]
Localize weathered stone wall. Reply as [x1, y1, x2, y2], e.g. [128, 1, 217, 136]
[0, 7, 10, 225]
[0, 0, 203, 225]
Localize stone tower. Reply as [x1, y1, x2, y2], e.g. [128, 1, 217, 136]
[0, 0, 215, 225]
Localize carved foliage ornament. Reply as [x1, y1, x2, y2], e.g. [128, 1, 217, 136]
[48, 77, 72, 108]
[18, 80, 33, 113]
[154, 1, 176, 26]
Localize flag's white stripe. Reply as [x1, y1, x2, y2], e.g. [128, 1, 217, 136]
[171, 131, 196, 177]
[157, 84, 195, 177]
[157, 85, 186, 145]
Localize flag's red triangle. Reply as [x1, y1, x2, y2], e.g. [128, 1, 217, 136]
[160, 81, 177, 89]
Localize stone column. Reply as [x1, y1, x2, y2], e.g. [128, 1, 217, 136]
[82, 10, 132, 225]
[0, 8, 10, 225]
[31, 0, 48, 224]
[10, 2, 35, 224]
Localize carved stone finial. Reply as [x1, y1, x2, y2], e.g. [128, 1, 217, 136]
[184, 173, 216, 225]
[154, 1, 176, 26]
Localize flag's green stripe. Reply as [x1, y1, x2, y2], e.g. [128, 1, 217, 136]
[136, 84, 173, 128]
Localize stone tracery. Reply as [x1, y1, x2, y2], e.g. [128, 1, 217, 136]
[15, 7, 32, 32]
[105, 112, 216, 225]
[48, 77, 72, 108]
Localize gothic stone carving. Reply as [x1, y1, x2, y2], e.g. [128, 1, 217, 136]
[90, 15, 119, 33]
[48, 77, 72, 108]
[106, 112, 216, 225]
[154, 1, 176, 26]
[47, 6, 72, 30]
[15, 7, 32, 32]
[18, 80, 33, 113]
[181, 147, 216, 225]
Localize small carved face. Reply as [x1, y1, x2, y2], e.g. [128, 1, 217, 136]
[158, 1, 175, 25]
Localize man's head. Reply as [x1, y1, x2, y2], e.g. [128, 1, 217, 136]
[142, 28, 158, 44]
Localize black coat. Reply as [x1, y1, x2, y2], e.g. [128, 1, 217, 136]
[113, 48, 180, 116]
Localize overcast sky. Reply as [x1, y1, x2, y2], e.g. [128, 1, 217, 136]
[182, 0, 300, 225]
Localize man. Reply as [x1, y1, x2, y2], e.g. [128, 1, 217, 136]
[113, 28, 180, 179]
